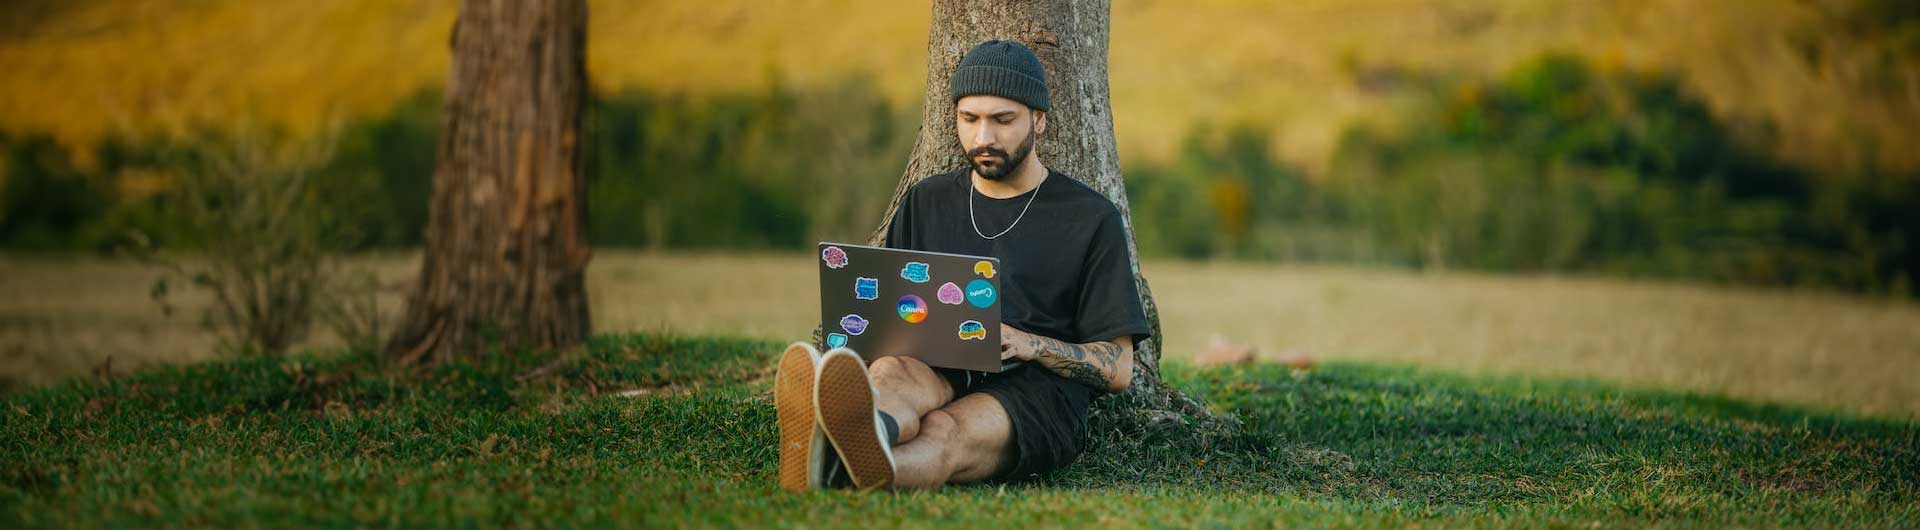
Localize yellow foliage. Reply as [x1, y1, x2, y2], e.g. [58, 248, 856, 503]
[0, 0, 1914, 175]
[115, 167, 172, 201]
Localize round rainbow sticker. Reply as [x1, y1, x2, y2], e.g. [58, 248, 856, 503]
[896, 295, 928, 324]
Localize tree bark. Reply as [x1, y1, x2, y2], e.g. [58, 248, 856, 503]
[870, 0, 1230, 436]
[386, 0, 592, 365]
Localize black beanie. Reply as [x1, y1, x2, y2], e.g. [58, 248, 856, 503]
[949, 40, 1049, 112]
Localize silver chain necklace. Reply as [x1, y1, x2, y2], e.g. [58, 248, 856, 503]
[969, 174, 1044, 240]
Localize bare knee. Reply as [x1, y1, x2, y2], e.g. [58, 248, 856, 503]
[872, 355, 927, 380]
[919, 409, 957, 441]
[869, 357, 912, 391]
[870, 355, 904, 379]
[873, 355, 933, 377]
[870, 357, 947, 396]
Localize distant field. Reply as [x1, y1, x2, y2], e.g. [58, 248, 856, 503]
[4, 251, 1917, 419]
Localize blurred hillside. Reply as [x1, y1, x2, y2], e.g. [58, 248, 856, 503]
[3, 0, 1919, 295]
[1, 0, 1915, 175]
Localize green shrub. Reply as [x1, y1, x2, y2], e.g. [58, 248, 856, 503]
[137, 126, 350, 356]
[1319, 53, 1919, 292]
[5, 66, 1916, 297]
[0, 134, 115, 250]
[588, 75, 912, 249]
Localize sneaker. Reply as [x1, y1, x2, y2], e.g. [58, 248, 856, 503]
[775, 342, 830, 491]
[814, 348, 896, 491]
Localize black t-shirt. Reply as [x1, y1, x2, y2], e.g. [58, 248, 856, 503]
[884, 167, 1152, 348]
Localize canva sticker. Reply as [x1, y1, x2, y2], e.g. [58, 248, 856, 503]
[900, 262, 931, 283]
[973, 260, 996, 278]
[936, 282, 964, 305]
[965, 279, 997, 308]
[957, 320, 986, 340]
[854, 277, 880, 300]
[826, 333, 848, 349]
[822, 246, 849, 269]
[897, 295, 928, 324]
[839, 314, 869, 335]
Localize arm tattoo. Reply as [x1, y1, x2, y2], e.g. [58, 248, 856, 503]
[1025, 334, 1124, 392]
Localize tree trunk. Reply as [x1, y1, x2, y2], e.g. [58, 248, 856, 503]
[386, 0, 592, 365]
[869, 0, 1232, 439]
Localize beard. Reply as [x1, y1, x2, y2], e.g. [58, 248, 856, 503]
[966, 129, 1037, 182]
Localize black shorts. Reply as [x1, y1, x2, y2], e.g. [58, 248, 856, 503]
[937, 362, 1097, 482]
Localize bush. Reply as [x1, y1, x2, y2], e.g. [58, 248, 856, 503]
[1319, 53, 1920, 292]
[0, 134, 115, 250]
[589, 75, 913, 249]
[5, 66, 1915, 298]
[137, 126, 349, 356]
[1119, 53, 1920, 295]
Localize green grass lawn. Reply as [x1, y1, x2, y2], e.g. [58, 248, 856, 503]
[4, 333, 1916, 528]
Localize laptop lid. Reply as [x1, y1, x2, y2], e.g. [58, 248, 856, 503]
[818, 242, 1005, 372]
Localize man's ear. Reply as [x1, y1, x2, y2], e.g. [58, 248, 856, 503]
[1033, 111, 1047, 136]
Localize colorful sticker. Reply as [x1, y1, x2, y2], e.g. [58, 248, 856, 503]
[839, 314, 869, 335]
[936, 282, 964, 305]
[900, 262, 931, 283]
[826, 333, 848, 349]
[957, 320, 987, 340]
[973, 260, 996, 278]
[854, 277, 879, 300]
[822, 246, 849, 269]
[965, 279, 997, 308]
[897, 295, 928, 324]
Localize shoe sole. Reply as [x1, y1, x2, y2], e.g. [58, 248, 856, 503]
[775, 343, 820, 492]
[815, 350, 894, 491]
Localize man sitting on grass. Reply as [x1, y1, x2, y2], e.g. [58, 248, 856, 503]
[774, 40, 1152, 491]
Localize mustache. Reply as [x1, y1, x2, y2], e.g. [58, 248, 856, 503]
[967, 146, 1011, 161]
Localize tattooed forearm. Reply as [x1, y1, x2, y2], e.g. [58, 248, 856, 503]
[1026, 334, 1125, 392]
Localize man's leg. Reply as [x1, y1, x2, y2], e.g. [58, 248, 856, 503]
[866, 356, 955, 444]
[817, 351, 959, 490]
[889, 393, 1015, 489]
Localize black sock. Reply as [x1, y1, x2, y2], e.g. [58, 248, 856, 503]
[823, 447, 851, 489]
[876, 410, 900, 446]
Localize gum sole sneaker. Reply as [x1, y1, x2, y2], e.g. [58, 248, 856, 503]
[775, 342, 829, 491]
[814, 349, 895, 491]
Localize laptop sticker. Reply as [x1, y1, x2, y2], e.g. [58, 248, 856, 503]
[957, 320, 986, 340]
[900, 261, 931, 283]
[854, 277, 880, 300]
[839, 314, 869, 335]
[826, 333, 848, 349]
[822, 246, 849, 269]
[973, 260, 996, 278]
[965, 279, 997, 308]
[897, 295, 928, 323]
[936, 282, 964, 305]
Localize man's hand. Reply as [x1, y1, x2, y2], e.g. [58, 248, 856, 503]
[997, 323, 1134, 393]
[1000, 324, 1040, 362]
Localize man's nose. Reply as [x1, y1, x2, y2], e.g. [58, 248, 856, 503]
[972, 123, 996, 148]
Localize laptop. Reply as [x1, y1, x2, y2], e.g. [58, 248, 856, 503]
[817, 242, 1010, 372]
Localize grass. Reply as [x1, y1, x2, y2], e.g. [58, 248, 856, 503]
[3, 332, 1915, 528]
[7, 252, 1920, 420]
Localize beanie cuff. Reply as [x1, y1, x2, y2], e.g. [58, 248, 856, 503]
[950, 64, 1050, 112]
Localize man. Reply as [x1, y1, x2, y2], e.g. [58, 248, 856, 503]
[775, 40, 1151, 491]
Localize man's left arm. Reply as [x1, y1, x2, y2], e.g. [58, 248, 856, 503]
[1000, 325, 1133, 394]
